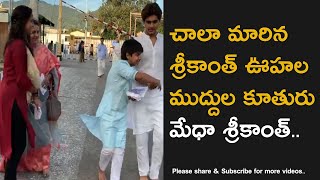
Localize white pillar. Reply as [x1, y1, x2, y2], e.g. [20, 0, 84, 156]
[84, 0, 88, 48]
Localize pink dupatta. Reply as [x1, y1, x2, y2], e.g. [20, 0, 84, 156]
[33, 44, 62, 93]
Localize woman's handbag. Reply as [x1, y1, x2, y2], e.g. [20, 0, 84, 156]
[46, 81, 61, 121]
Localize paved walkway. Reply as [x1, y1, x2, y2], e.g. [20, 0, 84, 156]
[0, 58, 163, 180]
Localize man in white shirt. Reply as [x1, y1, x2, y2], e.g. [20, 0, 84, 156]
[111, 38, 121, 62]
[127, 3, 163, 180]
[97, 37, 108, 77]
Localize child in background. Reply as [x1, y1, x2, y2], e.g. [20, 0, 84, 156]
[89, 44, 94, 60]
[80, 39, 161, 180]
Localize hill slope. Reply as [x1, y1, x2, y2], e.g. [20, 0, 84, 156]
[1, 0, 98, 29]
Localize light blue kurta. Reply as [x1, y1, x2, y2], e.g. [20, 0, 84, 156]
[80, 60, 137, 149]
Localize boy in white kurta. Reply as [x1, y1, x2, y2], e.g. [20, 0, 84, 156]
[127, 3, 164, 180]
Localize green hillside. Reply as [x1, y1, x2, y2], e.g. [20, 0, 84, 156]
[1, 0, 97, 30]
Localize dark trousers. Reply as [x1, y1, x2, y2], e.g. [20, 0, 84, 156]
[4, 101, 27, 180]
[80, 52, 85, 63]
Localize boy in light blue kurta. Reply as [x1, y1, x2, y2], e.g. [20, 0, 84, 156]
[80, 39, 161, 180]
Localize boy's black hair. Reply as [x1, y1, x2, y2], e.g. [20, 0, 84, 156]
[141, 3, 162, 21]
[121, 39, 143, 60]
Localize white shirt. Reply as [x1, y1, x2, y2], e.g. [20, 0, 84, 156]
[133, 32, 163, 97]
[97, 43, 107, 60]
[112, 41, 121, 61]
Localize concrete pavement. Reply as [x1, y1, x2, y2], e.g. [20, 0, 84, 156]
[0, 57, 163, 180]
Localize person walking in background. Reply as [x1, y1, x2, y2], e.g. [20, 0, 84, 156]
[61, 44, 64, 59]
[0, 5, 41, 180]
[111, 38, 121, 62]
[79, 41, 85, 63]
[89, 44, 94, 60]
[68, 43, 71, 54]
[53, 43, 57, 55]
[48, 41, 53, 53]
[80, 39, 161, 180]
[97, 38, 107, 77]
[127, 3, 164, 180]
[72, 42, 77, 59]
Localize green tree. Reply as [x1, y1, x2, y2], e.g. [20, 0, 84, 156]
[92, 0, 163, 39]
[101, 28, 118, 39]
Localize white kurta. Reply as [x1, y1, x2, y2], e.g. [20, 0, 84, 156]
[97, 43, 107, 76]
[112, 42, 121, 62]
[127, 32, 164, 135]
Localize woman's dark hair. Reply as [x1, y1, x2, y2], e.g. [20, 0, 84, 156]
[121, 39, 143, 60]
[141, 3, 162, 21]
[32, 19, 41, 26]
[4, 5, 33, 54]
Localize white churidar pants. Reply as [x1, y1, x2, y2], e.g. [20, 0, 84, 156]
[128, 95, 163, 179]
[99, 148, 125, 180]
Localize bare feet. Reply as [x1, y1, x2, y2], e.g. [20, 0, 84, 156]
[140, 176, 148, 180]
[98, 169, 107, 180]
[43, 169, 50, 177]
